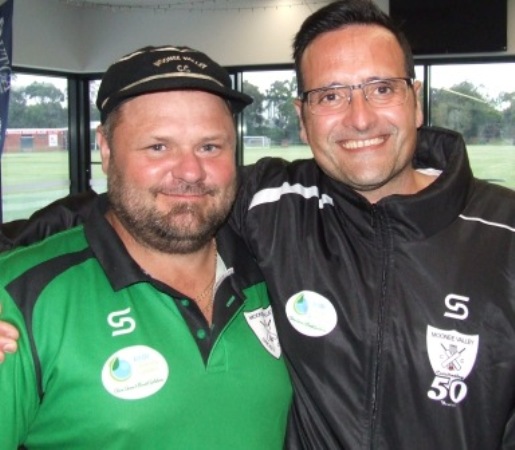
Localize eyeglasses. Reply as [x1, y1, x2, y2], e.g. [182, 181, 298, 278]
[301, 77, 414, 115]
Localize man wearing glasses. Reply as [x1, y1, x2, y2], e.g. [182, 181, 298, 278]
[231, 1, 515, 449]
[1, 1, 515, 449]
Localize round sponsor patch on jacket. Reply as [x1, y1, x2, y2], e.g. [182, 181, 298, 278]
[285, 290, 337, 337]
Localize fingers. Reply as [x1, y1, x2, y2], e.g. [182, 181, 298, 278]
[0, 340, 18, 362]
[0, 321, 20, 362]
[0, 321, 20, 340]
[0, 337, 18, 362]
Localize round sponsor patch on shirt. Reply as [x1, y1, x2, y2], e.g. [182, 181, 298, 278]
[101, 345, 169, 400]
[285, 290, 337, 337]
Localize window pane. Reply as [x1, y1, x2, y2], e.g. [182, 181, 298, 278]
[242, 70, 309, 165]
[89, 79, 106, 193]
[3, 73, 69, 221]
[429, 63, 515, 189]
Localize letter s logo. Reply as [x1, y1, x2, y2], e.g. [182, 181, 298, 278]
[108, 307, 136, 336]
[444, 294, 470, 320]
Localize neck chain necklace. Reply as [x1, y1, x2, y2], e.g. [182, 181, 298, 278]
[194, 239, 218, 309]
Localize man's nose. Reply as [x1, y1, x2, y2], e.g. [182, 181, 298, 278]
[170, 151, 205, 183]
[344, 88, 377, 130]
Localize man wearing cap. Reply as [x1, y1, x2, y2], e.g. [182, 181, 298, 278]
[0, 45, 292, 449]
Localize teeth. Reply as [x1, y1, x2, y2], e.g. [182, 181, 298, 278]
[342, 137, 384, 149]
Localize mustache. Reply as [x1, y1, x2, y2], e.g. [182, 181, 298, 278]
[151, 182, 218, 196]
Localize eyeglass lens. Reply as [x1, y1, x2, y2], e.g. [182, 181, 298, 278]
[307, 78, 411, 115]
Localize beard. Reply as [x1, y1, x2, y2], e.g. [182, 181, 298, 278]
[106, 163, 236, 255]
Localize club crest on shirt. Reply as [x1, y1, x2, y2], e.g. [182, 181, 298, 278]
[426, 325, 479, 406]
[244, 306, 282, 359]
[427, 325, 479, 379]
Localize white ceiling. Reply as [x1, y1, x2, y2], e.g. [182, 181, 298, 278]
[59, 0, 330, 11]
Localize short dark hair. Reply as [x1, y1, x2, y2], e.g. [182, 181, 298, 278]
[292, 0, 415, 95]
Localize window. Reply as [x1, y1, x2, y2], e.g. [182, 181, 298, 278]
[3, 73, 69, 221]
[3, 60, 514, 224]
[428, 63, 515, 189]
[242, 70, 310, 165]
[89, 79, 106, 193]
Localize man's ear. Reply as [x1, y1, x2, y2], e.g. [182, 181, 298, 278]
[96, 126, 111, 175]
[294, 98, 308, 144]
[413, 80, 424, 128]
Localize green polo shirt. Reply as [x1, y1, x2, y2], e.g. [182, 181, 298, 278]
[0, 195, 292, 449]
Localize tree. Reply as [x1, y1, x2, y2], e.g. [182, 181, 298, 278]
[24, 82, 65, 104]
[7, 89, 27, 128]
[264, 77, 299, 145]
[431, 82, 501, 143]
[242, 81, 266, 136]
[8, 82, 68, 128]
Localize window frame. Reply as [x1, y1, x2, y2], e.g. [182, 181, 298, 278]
[5, 55, 515, 220]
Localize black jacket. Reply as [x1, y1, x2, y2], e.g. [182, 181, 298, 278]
[232, 126, 515, 449]
[0, 190, 96, 251]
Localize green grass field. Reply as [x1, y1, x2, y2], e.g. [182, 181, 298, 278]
[2, 144, 515, 222]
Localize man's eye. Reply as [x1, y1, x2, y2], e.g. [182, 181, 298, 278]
[149, 144, 166, 151]
[318, 90, 342, 104]
[317, 90, 343, 105]
[373, 83, 394, 96]
[201, 144, 219, 153]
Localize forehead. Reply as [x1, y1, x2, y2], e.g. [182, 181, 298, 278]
[301, 25, 406, 87]
[111, 91, 236, 145]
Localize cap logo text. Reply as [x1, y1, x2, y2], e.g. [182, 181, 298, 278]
[154, 56, 207, 70]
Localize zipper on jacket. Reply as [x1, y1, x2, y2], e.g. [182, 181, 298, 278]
[368, 204, 392, 449]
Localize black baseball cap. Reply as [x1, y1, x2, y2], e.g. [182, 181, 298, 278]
[96, 45, 253, 123]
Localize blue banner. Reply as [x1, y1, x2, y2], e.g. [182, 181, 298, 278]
[0, 0, 13, 155]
